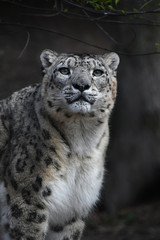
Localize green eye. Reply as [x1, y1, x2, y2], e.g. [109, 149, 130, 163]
[93, 69, 104, 77]
[59, 67, 70, 75]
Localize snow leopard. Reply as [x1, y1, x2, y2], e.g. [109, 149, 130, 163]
[0, 49, 120, 240]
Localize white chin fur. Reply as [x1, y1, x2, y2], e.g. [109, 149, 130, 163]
[69, 101, 91, 113]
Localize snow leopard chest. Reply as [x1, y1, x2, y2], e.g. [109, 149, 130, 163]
[42, 156, 104, 226]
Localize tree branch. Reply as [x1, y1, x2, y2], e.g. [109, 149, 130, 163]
[1, 22, 160, 57]
[63, 0, 160, 16]
[139, 0, 155, 10]
[55, 0, 63, 12]
[0, 0, 54, 11]
[18, 31, 30, 59]
[2, 0, 160, 19]
[0, 22, 110, 51]
[83, 10, 118, 45]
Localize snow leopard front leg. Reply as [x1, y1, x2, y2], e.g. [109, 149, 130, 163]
[46, 219, 85, 240]
[1, 190, 49, 240]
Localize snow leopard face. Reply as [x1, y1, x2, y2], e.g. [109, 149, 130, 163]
[40, 50, 119, 115]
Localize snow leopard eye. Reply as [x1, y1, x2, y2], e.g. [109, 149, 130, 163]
[93, 69, 104, 77]
[59, 67, 70, 75]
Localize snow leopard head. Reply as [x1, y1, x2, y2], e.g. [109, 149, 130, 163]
[40, 50, 119, 116]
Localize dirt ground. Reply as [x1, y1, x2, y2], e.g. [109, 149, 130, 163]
[0, 201, 160, 239]
[83, 201, 160, 240]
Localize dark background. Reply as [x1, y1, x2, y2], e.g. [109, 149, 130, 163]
[1, 0, 160, 239]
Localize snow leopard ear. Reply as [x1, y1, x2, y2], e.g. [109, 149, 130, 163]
[103, 52, 120, 73]
[40, 49, 58, 69]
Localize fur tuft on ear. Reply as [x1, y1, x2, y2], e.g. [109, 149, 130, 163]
[40, 49, 58, 69]
[103, 52, 120, 73]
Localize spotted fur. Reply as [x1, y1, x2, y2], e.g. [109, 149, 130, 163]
[0, 50, 119, 240]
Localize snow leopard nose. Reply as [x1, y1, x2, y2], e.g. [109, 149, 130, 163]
[73, 82, 90, 92]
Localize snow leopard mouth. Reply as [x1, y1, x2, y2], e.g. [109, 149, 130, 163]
[66, 93, 96, 105]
